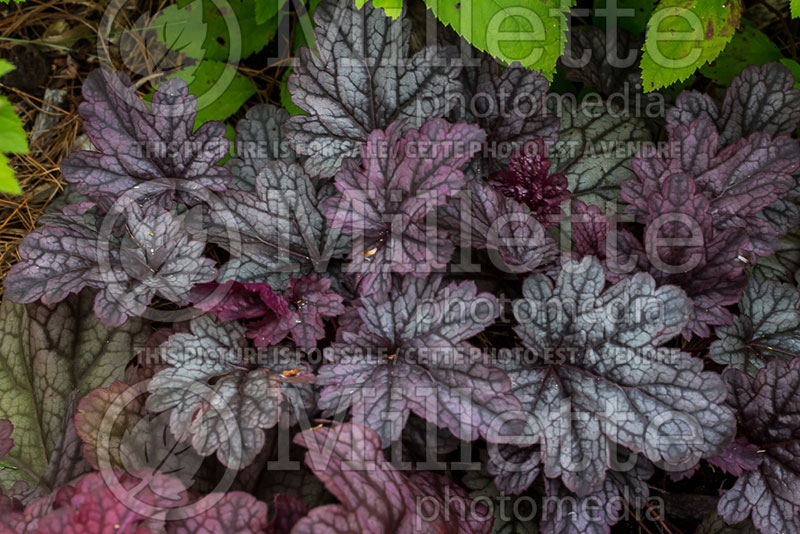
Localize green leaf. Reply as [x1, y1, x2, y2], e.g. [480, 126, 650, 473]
[0, 61, 27, 195]
[355, 0, 402, 18]
[0, 97, 28, 155]
[178, 0, 288, 61]
[0, 154, 21, 195]
[640, 0, 743, 92]
[779, 58, 800, 89]
[153, 2, 256, 124]
[792, 0, 800, 19]
[0, 293, 149, 491]
[699, 19, 781, 86]
[422, 0, 576, 79]
[256, 0, 287, 24]
[594, 0, 657, 35]
[172, 60, 256, 126]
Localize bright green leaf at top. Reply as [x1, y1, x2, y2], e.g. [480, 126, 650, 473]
[423, 0, 576, 79]
[0, 293, 149, 491]
[699, 19, 781, 86]
[256, 0, 289, 24]
[153, 2, 256, 125]
[176, 0, 288, 61]
[0, 60, 27, 195]
[355, 0, 402, 19]
[594, 0, 657, 35]
[640, 0, 743, 92]
[792, 0, 799, 18]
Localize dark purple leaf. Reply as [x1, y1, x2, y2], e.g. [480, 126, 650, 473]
[317, 275, 520, 446]
[667, 63, 800, 147]
[488, 139, 570, 226]
[284, 0, 462, 177]
[707, 438, 763, 477]
[292, 422, 492, 533]
[439, 178, 558, 274]
[191, 275, 344, 352]
[570, 200, 609, 259]
[457, 56, 559, 166]
[325, 118, 484, 295]
[612, 173, 749, 338]
[61, 70, 230, 204]
[624, 118, 800, 257]
[718, 358, 800, 534]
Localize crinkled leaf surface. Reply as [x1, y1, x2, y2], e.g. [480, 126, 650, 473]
[707, 437, 763, 477]
[318, 275, 519, 446]
[498, 257, 735, 496]
[60, 70, 230, 204]
[710, 279, 800, 376]
[215, 160, 345, 288]
[285, 0, 462, 177]
[455, 56, 559, 168]
[613, 173, 749, 339]
[166, 491, 272, 534]
[6, 201, 217, 327]
[624, 117, 800, 257]
[719, 358, 800, 534]
[227, 104, 296, 193]
[293, 422, 492, 533]
[540, 457, 652, 534]
[667, 63, 800, 147]
[0, 294, 148, 492]
[751, 227, 800, 283]
[325, 119, 484, 295]
[549, 99, 650, 211]
[146, 315, 314, 469]
[439, 178, 558, 274]
[640, 0, 742, 92]
[0, 420, 12, 461]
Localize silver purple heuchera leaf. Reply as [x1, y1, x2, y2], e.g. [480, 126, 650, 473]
[317, 274, 520, 447]
[145, 315, 315, 469]
[710, 279, 800, 376]
[227, 104, 296, 193]
[60, 70, 231, 205]
[540, 456, 653, 534]
[214, 160, 347, 288]
[284, 0, 462, 177]
[325, 118, 485, 295]
[5, 202, 217, 327]
[610, 173, 749, 339]
[718, 358, 800, 534]
[548, 99, 650, 212]
[667, 63, 800, 148]
[496, 257, 735, 497]
[292, 423, 492, 534]
[439, 178, 559, 274]
[623, 118, 800, 257]
[455, 56, 559, 168]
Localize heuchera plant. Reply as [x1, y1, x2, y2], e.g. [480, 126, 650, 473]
[3, 1, 800, 533]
